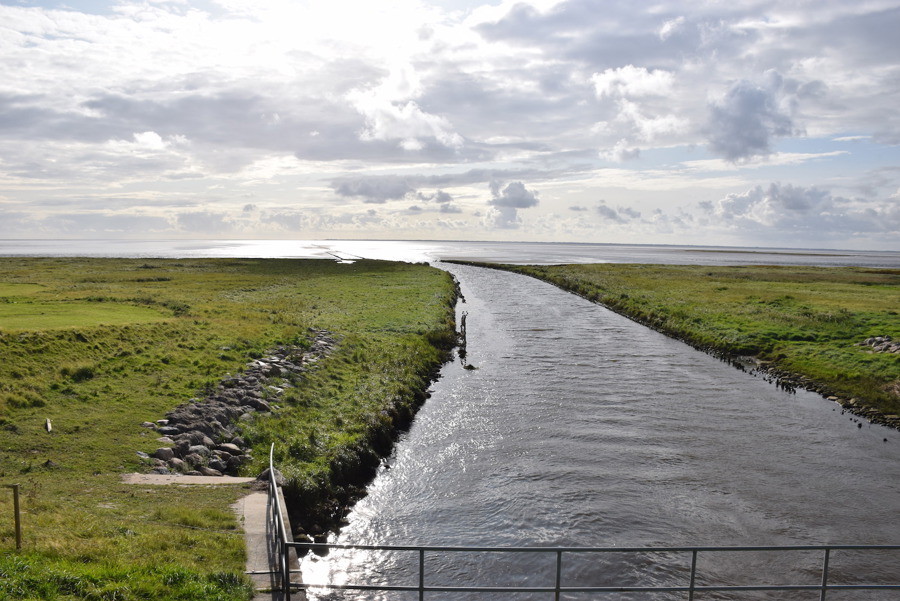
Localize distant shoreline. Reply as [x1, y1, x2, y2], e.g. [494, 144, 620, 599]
[682, 249, 849, 257]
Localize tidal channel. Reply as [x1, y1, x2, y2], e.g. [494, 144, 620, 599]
[302, 262, 900, 600]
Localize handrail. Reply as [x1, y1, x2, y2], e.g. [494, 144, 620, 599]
[287, 541, 900, 600]
[268, 443, 292, 600]
[266, 447, 900, 600]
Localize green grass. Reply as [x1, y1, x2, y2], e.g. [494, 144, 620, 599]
[0, 257, 458, 600]
[0, 301, 169, 330]
[463, 262, 900, 415]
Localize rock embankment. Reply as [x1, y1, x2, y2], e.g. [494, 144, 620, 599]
[857, 336, 900, 355]
[137, 329, 336, 476]
[751, 335, 900, 430]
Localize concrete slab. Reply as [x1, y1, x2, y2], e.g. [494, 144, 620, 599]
[234, 490, 304, 600]
[121, 473, 257, 485]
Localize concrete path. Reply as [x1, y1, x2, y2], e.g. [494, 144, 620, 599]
[122, 473, 303, 600]
[121, 473, 256, 486]
[233, 489, 303, 600]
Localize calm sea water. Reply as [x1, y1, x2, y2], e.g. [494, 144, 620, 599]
[1, 238, 898, 268]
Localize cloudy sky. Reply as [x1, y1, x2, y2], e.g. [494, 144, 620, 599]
[2, 0, 899, 250]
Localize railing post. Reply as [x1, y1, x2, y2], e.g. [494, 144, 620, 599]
[270, 443, 292, 601]
[419, 548, 425, 601]
[688, 549, 698, 601]
[820, 547, 831, 601]
[283, 537, 291, 601]
[555, 550, 563, 601]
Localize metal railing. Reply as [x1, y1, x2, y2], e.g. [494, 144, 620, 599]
[289, 543, 900, 600]
[269, 444, 294, 599]
[267, 448, 900, 600]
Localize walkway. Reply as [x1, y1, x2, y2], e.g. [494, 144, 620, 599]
[122, 473, 303, 600]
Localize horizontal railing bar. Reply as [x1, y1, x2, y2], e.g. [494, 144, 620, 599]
[299, 584, 900, 593]
[290, 542, 900, 553]
[287, 542, 900, 553]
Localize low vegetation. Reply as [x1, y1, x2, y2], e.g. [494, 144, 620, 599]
[0, 257, 458, 600]
[461, 262, 900, 416]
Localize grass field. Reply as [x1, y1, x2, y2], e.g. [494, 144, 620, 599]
[463, 262, 900, 416]
[0, 257, 458, 601]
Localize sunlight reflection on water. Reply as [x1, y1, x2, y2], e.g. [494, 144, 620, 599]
[2, 238, 898, 267]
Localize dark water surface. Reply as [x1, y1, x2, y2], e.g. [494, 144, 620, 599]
[303, 263, 900, 600]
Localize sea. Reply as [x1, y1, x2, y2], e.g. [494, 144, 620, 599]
[0, 238, 898, 267]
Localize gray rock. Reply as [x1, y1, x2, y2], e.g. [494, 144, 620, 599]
[244, 398, 271, 412]
[174, 439, 191, 457]
[256, 467, 286, 486]
[208, 458, 228, 472]
[183, 453, 204, 468]
[188, 444, 210, 457]
[227, 455, 249, 470]
[153, 447, 175, 461]
[217, 442, 242, 455]
[197, 466, 223, 476]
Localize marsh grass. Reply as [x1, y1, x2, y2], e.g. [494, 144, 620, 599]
[0, 257, 457, 600]
[470, 262, 900, 414]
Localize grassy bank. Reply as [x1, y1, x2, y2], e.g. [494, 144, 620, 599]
[460, 262, 900, 417]
[0, 257, 458, 600]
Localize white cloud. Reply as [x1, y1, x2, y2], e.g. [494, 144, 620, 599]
[347, 61, 464, 151]
[482, 205, 521, 229]
[704, 182, 900, 242]
[600, 139, 640, 163]
[332, 176, 416, 203]
[132, 131, 166, 150]
[592, 65, 675, 99]
[489, 181, 539, 208]
[482, 181, 539, 229]
[706, 70, 801, 161]
[658, 16, 685, 41]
